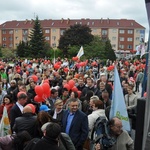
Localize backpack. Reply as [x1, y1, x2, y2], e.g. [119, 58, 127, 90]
[91, 116, 116, 149]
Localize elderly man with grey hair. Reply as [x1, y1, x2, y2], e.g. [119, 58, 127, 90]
[88, 95, 106, 150]
[24, 122, 75, 150]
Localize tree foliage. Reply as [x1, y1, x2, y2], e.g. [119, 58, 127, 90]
[16, 41, 30, 57]
[1, 48, 16, 58]
[29, 16, 49, 58]
[84, 36, 106, 59]
[0, 47, 2, 57]
[58, 24, 94, 56]
[66, 36, 116, 60]
[104, 39, 116, 61]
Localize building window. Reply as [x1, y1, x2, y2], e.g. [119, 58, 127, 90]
[3, 44, 6, 47]
[9, 37, 13, 41]
[128, 30, 133, 34]
[117, 22, 120, 25]
[15, 29, 18, 33]
[52, 43, 56, 48]
[92, 29, 97, 32]
[127, 38, 133, 41]
[51, 22, 54, 26]
[60, 30, 65, 35]
[45, 29, 50, 33]
[127, 45, 132, 49]
[15, 37, 19, 40]
[120, 37, 124, 41]
[112, 37, 116, 41]
[23, 30, 28, 35]
[136, 37, 140, 41]
[15, 43, 19, 46]
[102, 30, 107, 35]
[52, 29, 56, 32]
[140, 30, 145, 34]
[119, 30, 124, 34]
[112, 29, 117, 33]
[52, 36, 56, 41]
[112, 44, 116, 48]
[119, 45, 124, 49]
[45, 37, 50, 40]
[2, 30, 6, 34]
[92, 22, 94, 25]
[87, 22, 90, 25]
[3, 37, 6, 41]
[131, 23, 134, 26]
[9, 30, 13, 34]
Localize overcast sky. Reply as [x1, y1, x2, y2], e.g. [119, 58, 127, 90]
[0, 0, 149, 40]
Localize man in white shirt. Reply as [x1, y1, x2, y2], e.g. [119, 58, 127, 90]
[10, 92, 27, 130]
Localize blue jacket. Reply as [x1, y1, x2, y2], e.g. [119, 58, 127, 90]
[62, 110, 88, 149]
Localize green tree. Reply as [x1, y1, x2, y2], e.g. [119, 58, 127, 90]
[1, 48, 15, 58]
[0, 47, 2, 57]
[47, 48, 63, 59]
[29, 16, 48, 57]
[84, 36, 106, 59]
[104, 39, 116, 61]
[58, 24, 94, 56]
[16, 41, 30, 57]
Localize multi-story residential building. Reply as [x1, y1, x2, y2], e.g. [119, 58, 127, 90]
[0, 18, 145, 53]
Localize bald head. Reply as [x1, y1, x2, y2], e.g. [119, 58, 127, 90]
[110, 117, 123, 136]
[113, 117, 122, 126]
[23, 106, 33, 113]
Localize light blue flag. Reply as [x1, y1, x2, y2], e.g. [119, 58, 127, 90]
[109, 66, 130, 131]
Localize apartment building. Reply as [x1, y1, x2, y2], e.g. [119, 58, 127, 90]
[0, 18, 145, 52]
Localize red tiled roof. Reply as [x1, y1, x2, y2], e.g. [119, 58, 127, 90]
[0, 18, 145, 29]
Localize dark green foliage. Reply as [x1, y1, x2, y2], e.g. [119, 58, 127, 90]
[58, 24, 94, 56]
[47, 48, 63, 59]
[16, 41, 30, 57]
[84, 36, 106, 59]
[29, 16, 48, 58]
[104, 39, 116, 61]
[0, 47, 2, 57]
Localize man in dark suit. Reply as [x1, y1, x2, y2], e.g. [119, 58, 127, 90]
[13, 105, 37, 137]
[62, 98, 88, 150]
[10, 91, 28, 130]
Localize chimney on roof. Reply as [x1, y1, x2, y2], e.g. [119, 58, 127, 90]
[107, 18, 110, 24]
[61, 18, 64, 23]
[101, 18, 103, 23]
[30, 19, 33, 24]
[67, 18, 70, 24]
[24, 19, 28, 24]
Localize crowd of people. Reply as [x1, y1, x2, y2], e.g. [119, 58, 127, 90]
[0, 57, 145, 150]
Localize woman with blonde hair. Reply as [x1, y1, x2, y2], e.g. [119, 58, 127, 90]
[49, 99, 64, 127]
